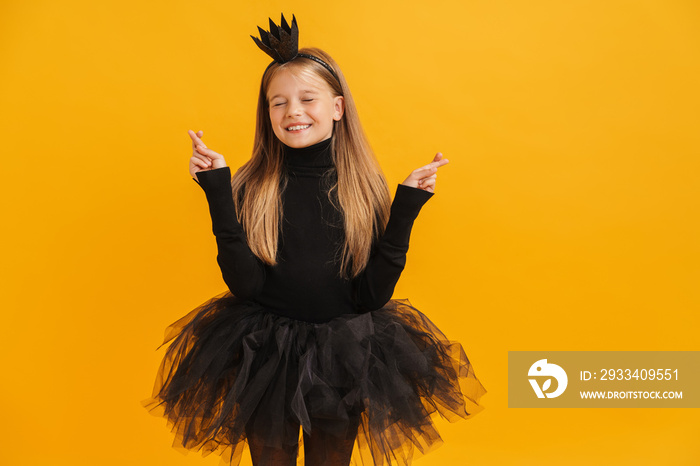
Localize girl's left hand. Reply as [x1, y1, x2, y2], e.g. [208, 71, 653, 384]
[401, 152, 449, 193]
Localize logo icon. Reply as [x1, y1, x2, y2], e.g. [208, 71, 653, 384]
[528, 359, 568, 398]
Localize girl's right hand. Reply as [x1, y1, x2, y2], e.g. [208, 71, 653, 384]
[188, 129, 228, 179]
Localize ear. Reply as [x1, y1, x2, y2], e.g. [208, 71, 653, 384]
[333, 96, 345, 121]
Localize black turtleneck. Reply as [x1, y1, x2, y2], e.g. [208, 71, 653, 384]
[192, 137, 433, 322]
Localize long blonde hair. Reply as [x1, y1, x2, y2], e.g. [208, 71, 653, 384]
[230, 47, 391, 279]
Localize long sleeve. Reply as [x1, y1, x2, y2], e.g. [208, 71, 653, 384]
[193, 167, 266, 299]
[354, 184, 434, 312]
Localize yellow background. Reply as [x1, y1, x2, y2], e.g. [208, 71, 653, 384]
[1, 0, 698, 464]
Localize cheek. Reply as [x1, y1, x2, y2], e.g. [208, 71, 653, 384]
[270, 111, 285, 138]
[308, 106, 327, 122]
[269, 111, 283, 127]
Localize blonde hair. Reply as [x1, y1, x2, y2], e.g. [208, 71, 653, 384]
[230, 47, 391, 279]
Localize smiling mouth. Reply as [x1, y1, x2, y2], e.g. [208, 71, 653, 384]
[286, 124, 311, 132]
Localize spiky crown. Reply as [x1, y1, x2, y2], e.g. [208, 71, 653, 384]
[250, 13, 340, 83]
[250, 13, 299, 63]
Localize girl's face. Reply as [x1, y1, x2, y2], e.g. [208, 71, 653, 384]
[266, 67, 344, 148]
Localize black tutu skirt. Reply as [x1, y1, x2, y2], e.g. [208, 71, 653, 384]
[142, 291, 486, 465]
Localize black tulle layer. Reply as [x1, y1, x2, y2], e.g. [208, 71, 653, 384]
[142, 291, 486, 465]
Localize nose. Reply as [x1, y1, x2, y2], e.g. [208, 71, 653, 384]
[286, 99, 303, 118]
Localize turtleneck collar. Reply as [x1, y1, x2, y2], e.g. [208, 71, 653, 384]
[282, 136, 334, 169]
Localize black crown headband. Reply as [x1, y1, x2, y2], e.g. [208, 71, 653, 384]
[250, 13, 341, 85]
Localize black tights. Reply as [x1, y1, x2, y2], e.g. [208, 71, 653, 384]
[245, 415, 361, 466]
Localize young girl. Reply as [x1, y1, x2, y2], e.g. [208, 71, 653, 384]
[143, 13, 486, 466]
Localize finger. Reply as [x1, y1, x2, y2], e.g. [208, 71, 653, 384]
[431, 157, 449, 168]
[196, 145, 223, 161]
[193, 151, 212, 166]
[191, 157, 210, 169]
[422, 154, 448, 167]
[416, 181, 435, 192]
[413, 165, 439, 177]
[189, 130, 200, 150]
[416, 158, 449, 173]
[188, 130, 207, 149]
[193, 160, 208, 170]
[418, 174, 437, 187]
[195, 145, 211, 157]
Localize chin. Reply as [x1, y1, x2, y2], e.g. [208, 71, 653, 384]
[282, 139, 307, 148]
[278, 133, 320, 148]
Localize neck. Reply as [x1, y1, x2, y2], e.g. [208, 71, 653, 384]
[282, 137, 334, 168]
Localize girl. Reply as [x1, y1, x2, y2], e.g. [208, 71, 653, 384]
[143, 13, 486, 466]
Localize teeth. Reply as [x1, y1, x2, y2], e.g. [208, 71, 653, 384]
[287, 124, 310, 131]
